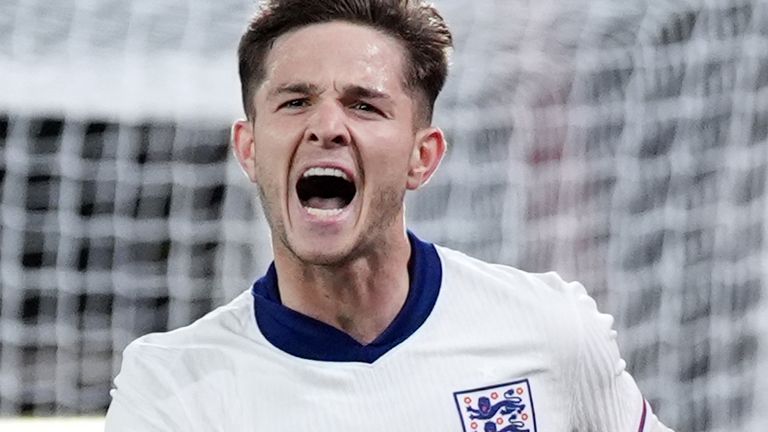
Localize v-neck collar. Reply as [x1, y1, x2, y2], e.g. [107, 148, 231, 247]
[250, 232, 442, 363]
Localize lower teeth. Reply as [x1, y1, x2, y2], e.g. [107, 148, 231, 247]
[305, 207, 343, 217]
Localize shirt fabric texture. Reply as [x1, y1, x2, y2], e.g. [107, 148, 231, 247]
[105, 233, 673, 431]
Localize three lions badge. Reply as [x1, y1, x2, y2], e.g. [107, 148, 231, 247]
[453, 379, 537, 432]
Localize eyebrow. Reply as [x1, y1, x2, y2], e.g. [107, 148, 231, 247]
[342, 85, 392, 101]
[269, 82, 322, 99]
[268, 82, 393, 101]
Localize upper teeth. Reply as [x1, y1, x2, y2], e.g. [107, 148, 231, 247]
[302, 167, 349, 181]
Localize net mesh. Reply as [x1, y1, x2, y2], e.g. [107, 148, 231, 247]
[0, 0, 767, 430]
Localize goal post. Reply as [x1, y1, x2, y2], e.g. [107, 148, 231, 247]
[0, 417, 104, 432]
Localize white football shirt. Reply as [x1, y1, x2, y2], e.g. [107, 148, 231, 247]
[105, 233, 673, 431]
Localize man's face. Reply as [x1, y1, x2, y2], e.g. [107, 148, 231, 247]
[234, 21, 444, 266]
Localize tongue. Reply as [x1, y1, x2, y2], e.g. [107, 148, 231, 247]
[305, 197, 346, 210]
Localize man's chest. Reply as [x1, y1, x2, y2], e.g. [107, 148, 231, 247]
[206, 346, 574, 431]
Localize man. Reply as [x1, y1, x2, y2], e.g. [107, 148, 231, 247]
[106, 0, 673, 430]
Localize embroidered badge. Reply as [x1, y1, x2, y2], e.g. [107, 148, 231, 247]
[453, 378, 537, 432]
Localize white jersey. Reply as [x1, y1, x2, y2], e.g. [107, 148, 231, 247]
[106, 233, 673, 431]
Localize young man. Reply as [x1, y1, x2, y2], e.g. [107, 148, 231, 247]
[106, 1, 673, 430]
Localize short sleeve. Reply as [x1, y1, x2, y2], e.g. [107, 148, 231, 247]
[567, 282, 674, 432]
[105, 340, 193, 432]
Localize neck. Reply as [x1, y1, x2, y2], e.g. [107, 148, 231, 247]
[272, 228, 412, 345]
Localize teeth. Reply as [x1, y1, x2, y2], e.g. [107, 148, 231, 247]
[305, 207, 343, 217]
[302, 167, 349, 181]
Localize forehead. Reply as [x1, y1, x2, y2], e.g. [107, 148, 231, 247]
[258, 21, 409, 96]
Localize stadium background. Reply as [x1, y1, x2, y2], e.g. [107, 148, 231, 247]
[1, 0, 767, 430]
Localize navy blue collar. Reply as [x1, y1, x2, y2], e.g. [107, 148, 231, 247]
[250, 232, 442, 363]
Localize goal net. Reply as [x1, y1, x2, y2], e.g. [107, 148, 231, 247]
[0, 0, 766, 430]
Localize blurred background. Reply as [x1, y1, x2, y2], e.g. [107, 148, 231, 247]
[1, 0, 767, 430]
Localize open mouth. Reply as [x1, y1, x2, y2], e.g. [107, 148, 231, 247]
[296, 167, 357, 216]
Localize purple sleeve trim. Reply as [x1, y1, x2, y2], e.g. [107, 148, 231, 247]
[637, 399, 648, 432]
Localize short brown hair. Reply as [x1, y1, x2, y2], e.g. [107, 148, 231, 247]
[237, 0, 453, 123]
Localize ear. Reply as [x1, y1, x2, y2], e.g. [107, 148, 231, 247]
[232, 119, 258, 183]
[406, 127, 446, 190]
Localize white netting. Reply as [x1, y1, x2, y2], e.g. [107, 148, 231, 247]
[0, 0, 766, 430]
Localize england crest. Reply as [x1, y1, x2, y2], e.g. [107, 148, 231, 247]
[453, 378, 537, 432]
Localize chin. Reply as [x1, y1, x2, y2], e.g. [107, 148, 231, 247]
[291, 243, 358, 267]
[283, 231, 362, 267]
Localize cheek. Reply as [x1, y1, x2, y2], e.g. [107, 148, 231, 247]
[365, 131, 414, 178]
[253, 124, 292, 155]
[252, 125, 299, 175]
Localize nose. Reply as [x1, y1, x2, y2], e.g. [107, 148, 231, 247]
[305, 100, 350, 148]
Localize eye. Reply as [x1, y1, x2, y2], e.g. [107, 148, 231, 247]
[279, 98, 309, 109]
[350, 101, 383, 116]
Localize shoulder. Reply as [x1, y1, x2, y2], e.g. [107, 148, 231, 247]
[109, 291, 255, 406]
[430, 244, 623, 385]
[131, 289, 254, 350]
[433, 243, 612, 354]
[118, 288, 257, 377]
[434, 243, 589, 308]
[107, 290, 255, 430]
